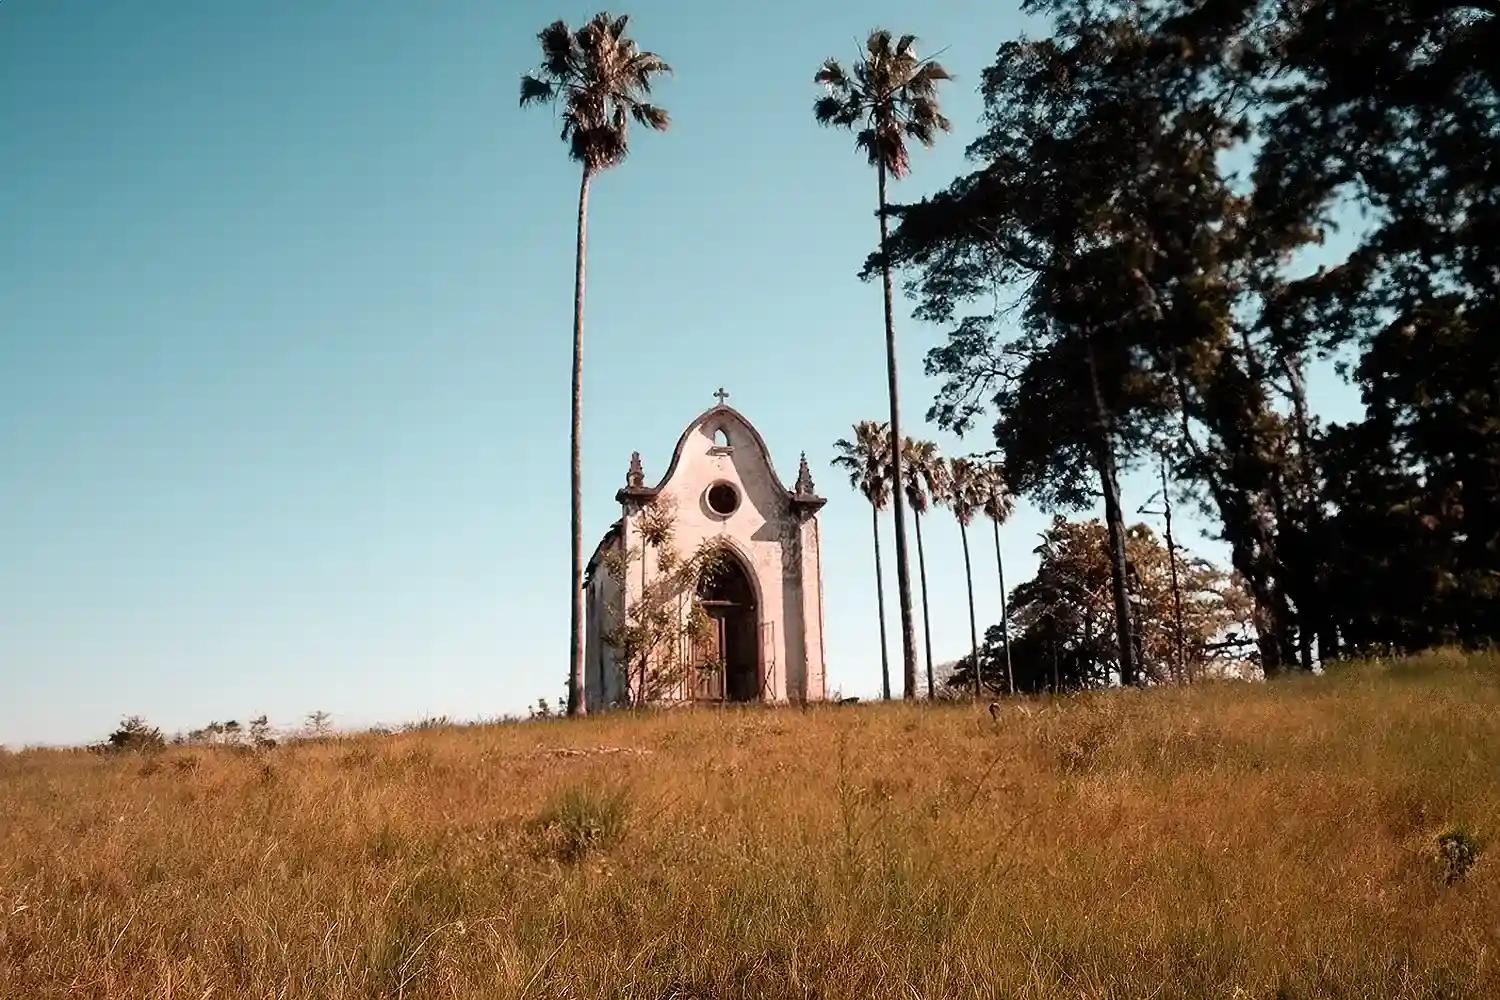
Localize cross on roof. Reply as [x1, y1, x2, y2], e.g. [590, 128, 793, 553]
[714, 387, 730, 405]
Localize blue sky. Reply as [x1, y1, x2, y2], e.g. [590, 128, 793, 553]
[1, 1, 1358, 745]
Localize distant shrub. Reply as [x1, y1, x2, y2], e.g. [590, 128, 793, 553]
[95, 716, 165, 754]
[531, 784, 631, 862]
[1437, 828, 1481, 884]
[305, 710, 333, 737]
[248, 715, 277, 748]
[184, 719, 266, 746]
[529, 697, 566, 720]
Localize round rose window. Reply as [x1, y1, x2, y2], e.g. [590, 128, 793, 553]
[706, 482, 740, 517]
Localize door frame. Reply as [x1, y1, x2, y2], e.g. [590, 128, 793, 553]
[694, 551, 762, 703]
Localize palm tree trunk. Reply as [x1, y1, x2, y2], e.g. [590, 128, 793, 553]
[877, 160, 919, 700]
[914, 511, 936, 698]
[1085, 336, 1138, 687]
[871, 503, 892, 700]
[567, 166, 592, 717]
[991, 517, 1014, 694]
[960, 521, 980, 699]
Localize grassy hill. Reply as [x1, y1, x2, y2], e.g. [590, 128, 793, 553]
[2, 651, 1497, 999]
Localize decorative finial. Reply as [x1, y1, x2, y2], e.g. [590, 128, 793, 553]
[794, 451, 816, 496]
[626, 451, 645, 489]
[713, 387, 730, 406]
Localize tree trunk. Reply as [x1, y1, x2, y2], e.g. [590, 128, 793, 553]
[1236, 333, 1303, 673]
[567, 166, 592, 716]
[1167, 364, 1295, 676]
[960, 520, 980, 699]
[1160, 452, 1187, 683]
[871, 503, 892, 701]
[1085, 337, 1138, 686]
[1099, 455, 1138, 687]
[1283, 353, 1321, 674]
[914, 511, 937, 699]
[991, 516, 1014, 694]
[1318, 627, 1340, 665]
[877, 161, 920, 700]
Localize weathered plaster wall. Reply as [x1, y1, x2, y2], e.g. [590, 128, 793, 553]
[584, 542, 623, 712]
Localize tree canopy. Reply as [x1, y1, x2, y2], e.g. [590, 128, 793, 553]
[948, 516, 1253, 695]
[887, 0, 1500, 669]
[520, 13, 671, 172]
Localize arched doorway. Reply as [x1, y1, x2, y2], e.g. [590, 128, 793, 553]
[693, 556, 759, 702]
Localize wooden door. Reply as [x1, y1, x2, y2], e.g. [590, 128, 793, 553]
[690, 610, 726, 701]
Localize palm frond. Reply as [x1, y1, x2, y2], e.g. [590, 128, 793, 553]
[537, 20, 575, 76]
[521, 14, 670, 171]
[627, 51, 671, 92]
[812, 30, 949, 177]
[978, 461, 1016, 523]
[910, 61, 953, 88]
[858, 125, 909, 176]
[815, 58, 851, 92]
[519, 74, 555, 107]
[945, 456, 982, 526]
[900, 437, 945, 514]
[813, 95, 844, 126]
[832, 422, 894, 509]
[630, 102, 670, 130]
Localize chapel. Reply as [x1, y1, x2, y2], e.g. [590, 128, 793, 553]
[583, 393, 828, 708]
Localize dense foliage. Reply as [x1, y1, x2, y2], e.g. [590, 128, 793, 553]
[885, 0, 1500, 668]
[948, 517, 1253, 694]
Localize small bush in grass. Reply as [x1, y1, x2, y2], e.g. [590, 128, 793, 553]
[1437, 828, 1480, 884]
[403, 715, 452, 732]
[532, 784, 631, 862]
[94, 716, 165, 754]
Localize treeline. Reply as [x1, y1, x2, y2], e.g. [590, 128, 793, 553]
[880, 0, 1498, 676]
[91, 712, 336, 753]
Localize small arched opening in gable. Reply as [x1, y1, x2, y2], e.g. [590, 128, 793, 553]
[711, 426, 732, 450]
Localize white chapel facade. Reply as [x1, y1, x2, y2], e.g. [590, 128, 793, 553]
[584, 394, 828, 708]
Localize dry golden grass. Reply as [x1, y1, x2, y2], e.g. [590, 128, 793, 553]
[3, 650, 1497, 999]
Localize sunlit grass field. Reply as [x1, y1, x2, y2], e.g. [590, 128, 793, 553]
[2, 650, 1497, 999]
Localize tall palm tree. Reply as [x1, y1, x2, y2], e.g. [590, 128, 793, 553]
[815, 31, 951, 701]
[943, 456, 983, 699]
[978, 459, 1017, 694]
[900, 437, 947, 698]
[832, 421, 895, 700]
[521, 13, 670, 716]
